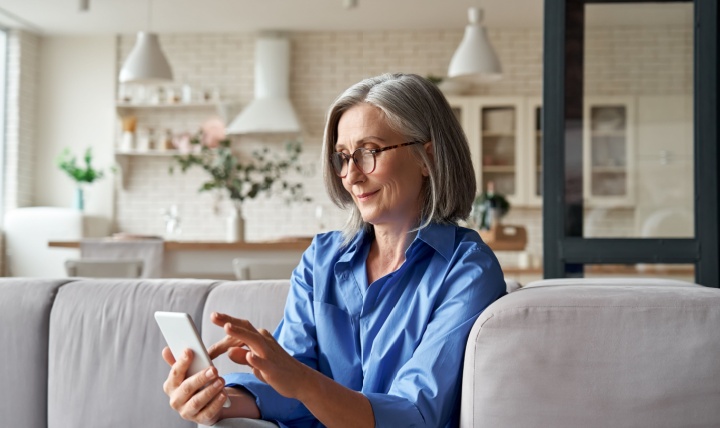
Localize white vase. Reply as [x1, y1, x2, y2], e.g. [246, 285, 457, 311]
[226, 202, 245, 242]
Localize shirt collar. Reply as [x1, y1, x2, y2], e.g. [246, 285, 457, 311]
[414, 222, 456, 261]
[338, 222, 457, 264]
[337, 227, 373, 265]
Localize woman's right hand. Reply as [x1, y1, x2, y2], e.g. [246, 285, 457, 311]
[162, 347, 229, 426]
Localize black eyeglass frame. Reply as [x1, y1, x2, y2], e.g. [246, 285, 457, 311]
[331, 141, 424, 178]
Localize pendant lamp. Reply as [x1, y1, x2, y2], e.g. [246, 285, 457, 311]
[118, 0, 173, 84]
[447, 7, 502, 82]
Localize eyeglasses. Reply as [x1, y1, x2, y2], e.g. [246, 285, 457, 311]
[330, 141, 423, 178]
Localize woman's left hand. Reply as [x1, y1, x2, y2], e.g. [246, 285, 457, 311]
[211, 312, 312, 400]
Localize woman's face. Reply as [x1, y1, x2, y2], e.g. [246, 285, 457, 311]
[335, 103, 428, 230]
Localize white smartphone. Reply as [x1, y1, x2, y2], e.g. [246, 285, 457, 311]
[154, 311, 231, 408]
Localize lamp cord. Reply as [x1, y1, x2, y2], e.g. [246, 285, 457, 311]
[147, 0, 152, 31]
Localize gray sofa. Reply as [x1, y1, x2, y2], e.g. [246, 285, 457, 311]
[1, 277, 719, 428]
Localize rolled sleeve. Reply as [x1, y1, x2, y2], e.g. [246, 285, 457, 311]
[366, 392, 426, 427]
[225, 372, 308, 421]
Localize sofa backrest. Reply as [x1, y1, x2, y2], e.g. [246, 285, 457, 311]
[201, 280, 291, 376]
[460, 278, 720, 428]
[46, 279, 219, 428]
[0, 279, 69, 428]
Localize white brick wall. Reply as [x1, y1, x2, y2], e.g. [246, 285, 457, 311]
[5, 30, 39, 212]
[109, 25, 693, 260]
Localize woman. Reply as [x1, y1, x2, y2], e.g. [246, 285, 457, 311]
[162, 73, 505, 427]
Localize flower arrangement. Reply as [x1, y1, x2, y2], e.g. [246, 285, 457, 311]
[169, 119, 310, 205]
[56, 147, 105, 184]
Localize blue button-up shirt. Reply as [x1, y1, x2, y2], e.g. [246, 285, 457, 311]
[225, 222, 505, 427]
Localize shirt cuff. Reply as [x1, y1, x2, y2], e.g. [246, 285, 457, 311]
[225, 372, 309, 422]
[365, 392, 425, 428]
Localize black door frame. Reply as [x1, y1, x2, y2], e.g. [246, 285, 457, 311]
[543, 0, 718, 287]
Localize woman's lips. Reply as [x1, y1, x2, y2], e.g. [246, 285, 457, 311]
[356, 189, 379, 201]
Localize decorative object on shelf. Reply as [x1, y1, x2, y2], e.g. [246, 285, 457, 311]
[448, 6, 502, 82]
[160, 129, 174, 151]
[169, 118, 311, 242]
[120, 116, 137, 151]
[118, 0, 173, 84]
[181, 84, 193, 103]
[471, 181, 510, 230]
[56, 147, 106, 211]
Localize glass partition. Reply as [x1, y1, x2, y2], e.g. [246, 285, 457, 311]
[582, 3, 694, 238]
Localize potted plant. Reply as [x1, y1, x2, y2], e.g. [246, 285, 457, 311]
[56, 147, 105, 211]
[472, 181, 510, 230]
[169, 118, 310, 242]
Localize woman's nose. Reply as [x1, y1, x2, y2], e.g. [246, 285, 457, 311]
[344, 156, 365, 183]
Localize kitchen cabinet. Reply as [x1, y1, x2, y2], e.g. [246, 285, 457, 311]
[582, 96, 636, 207]
[447, 96, 527, 206]
[526, 97, 543, 207]
[448, 95, 638, 208]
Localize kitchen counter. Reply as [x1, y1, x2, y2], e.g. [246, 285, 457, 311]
[48, 239, 312, 251]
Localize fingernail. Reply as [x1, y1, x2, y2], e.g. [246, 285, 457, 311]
[217, 392, 226, 401]
[214, 379, 223, 388]
[205, 368, 215, 379]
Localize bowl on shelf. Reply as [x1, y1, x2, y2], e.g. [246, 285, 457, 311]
[438, 79, 472, 96]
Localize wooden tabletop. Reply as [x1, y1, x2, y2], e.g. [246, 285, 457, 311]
[48, 238, 313, 251]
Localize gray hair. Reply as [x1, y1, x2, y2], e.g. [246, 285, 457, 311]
[321, 73, 476, 242]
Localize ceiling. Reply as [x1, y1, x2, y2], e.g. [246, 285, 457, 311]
[0, 0, 691, 35]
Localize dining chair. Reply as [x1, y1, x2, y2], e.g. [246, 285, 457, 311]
[64, 259, 144, 278]
[232, 259, 297, 281]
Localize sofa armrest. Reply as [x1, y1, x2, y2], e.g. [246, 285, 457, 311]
[460, 279, 720, 428]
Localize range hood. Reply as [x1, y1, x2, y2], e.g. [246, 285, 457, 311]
[226, 35, 302, 135]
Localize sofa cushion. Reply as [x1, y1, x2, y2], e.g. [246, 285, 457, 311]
[202, 280, 291, 376]
[0, 278, 71, 428]
[47, 279, 219, 428]
[461, 280, 720, 428]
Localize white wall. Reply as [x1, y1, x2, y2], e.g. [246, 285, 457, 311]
[34, 36, 116, 220]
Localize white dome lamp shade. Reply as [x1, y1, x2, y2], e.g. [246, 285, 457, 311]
[447, 7, 502, 82]
[118, 32, 173, 84]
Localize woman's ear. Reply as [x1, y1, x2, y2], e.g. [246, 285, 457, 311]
[421, 141, 434, 176]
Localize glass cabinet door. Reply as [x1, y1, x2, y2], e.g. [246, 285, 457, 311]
[527, 98, 543, 206]
[476, 98, 525, 205]
[583, 96, 635, 207]
[445, 96, 526, 206]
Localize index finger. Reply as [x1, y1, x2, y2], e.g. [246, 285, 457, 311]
[210, 312, 248, 327]
[224, 322, 266, 354]
[207, 335, 246, 360]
